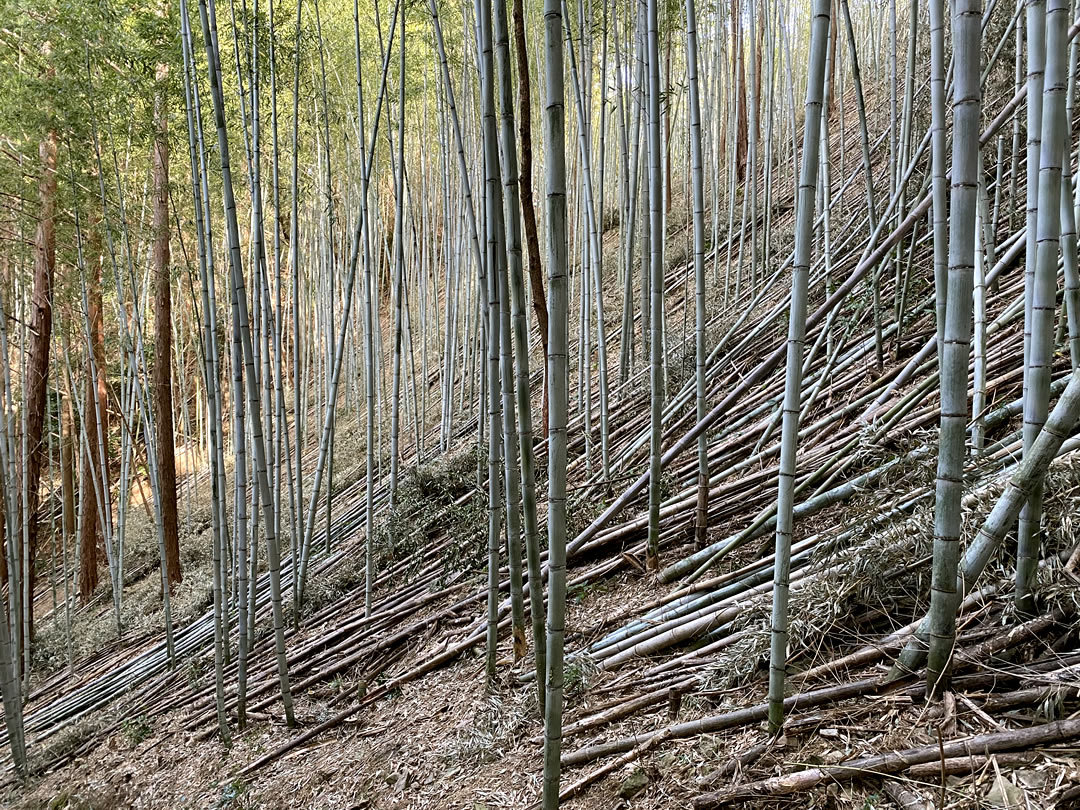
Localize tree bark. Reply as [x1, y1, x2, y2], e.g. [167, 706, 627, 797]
[79, 228, 108, 604]
[512, 0, 550, 436]
[152, 67, 182, 592]
[732, 0, 748, 183]
[23, 130, 58, 644]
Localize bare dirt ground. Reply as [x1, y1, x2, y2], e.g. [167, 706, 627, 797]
[11, 562, 1080, 810]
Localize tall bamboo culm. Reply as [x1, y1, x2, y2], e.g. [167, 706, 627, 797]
[766, 0, 832, 733]
[644, 0, 664, 572]
[925, 0, 982, 698]
[1016, 0, 1068, 612]
[541, 0, 570, 798]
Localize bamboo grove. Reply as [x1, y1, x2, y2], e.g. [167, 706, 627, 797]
[0, 0, 1079, 803]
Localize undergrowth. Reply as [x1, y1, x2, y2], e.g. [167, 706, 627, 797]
[374, 445, 488, 583]
[702, 450, 1080, 694]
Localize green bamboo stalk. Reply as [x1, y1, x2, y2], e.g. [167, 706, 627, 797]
[893, 363, 1080, 679]
[685, 0, 707, 550]
[644, 0, 663, 571]
[493, 0, 545, 686]
[929, 0, 947, 359]
[926, 0, 982, 698]
[1017, 0, 1068, 612]
[541, 0, 570, 797]
[766, 0, 831, 733]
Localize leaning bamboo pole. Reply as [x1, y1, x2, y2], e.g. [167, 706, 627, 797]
[767, 0, 831, 732]
[193, 0, 295, 725]
[897, 363, 1080, 677]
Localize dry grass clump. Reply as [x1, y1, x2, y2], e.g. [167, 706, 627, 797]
[30, 416, 375, 684]
[28, 718, 104, 777]
[31, 520, 218, 683]
[317, 412, 378, 495]
[298, 541, 368, 618]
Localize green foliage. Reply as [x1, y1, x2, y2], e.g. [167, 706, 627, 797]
[562, 655, 596, 696]
[186, 655, 206, 687]
[296, 536, 368, 618]
[566, 490, 603, 540]
[445, 689, 534, 764]
[568, 578, 610, 605]
[45, 789, 116, 810]
[374, 445, 488, 581]
[120, 714, 152, 748]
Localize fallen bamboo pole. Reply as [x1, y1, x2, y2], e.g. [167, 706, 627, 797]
[692, 717, 1080, 808]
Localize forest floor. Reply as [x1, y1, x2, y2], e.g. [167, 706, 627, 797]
[8, 121, 1080, 808]
[11, 545, 1080, 810]
[10, 408, 1080, 809]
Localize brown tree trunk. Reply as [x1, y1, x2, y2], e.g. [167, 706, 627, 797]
[152, 69, 182, 592]
[23, 131, 59, 644]
[732, 0, 748, 183]
[60, 379, 76, 544]
[79, 229, 107, 604]
[512, 0, 550, 436]
[753, 1, 764, 142]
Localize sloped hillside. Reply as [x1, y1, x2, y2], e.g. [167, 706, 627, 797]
[8, 50, 1080, 808]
